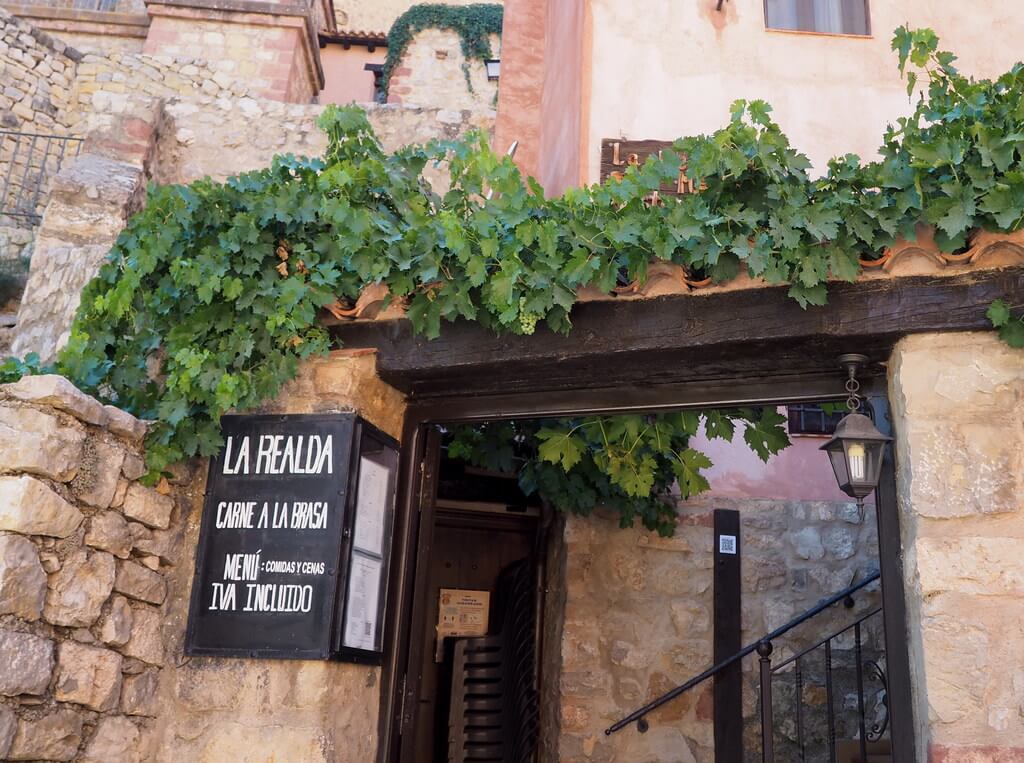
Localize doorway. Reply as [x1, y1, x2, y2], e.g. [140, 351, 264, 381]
[380, 376, 916, 763]
[403, 429, 548, 763]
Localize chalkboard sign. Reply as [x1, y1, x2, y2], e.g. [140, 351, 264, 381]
[185, 413, 398, 661]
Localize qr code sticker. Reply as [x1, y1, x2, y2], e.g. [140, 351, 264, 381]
[718, 535, 737, 555]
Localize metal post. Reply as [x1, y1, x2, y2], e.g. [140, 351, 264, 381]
[757, 640, 775, 763]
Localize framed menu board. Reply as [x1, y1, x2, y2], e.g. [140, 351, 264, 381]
[335, 424, 399, 662]
[185, 413, 398, 662]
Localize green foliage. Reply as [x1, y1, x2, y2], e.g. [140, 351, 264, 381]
[0, 352, 44, 384]
[0, 25, 1011, 488]
[987, 299, 1024, 347]
[382, 3, 503, 97]
[448, 408, 789, 536]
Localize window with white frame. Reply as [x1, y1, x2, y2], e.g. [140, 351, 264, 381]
[764, 0, 870, 36]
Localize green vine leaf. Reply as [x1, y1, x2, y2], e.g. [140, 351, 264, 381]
[988, 299, 1024, 348]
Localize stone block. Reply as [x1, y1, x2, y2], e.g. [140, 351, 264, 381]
[121, 452, 147, 480]
[104, 404, 147, 441]
[115, 559, 167, 604]
[7, 708, 83, 761]
[0, 405, 85, 481]
[0, 533, 47, 620]
[900, 419, 1022, 518]
[0, 705, 14, 759]
[133, 526, 176, 564]
[821, 526, 857, 560]
[85, 511, 132, 558]
[121, 669, 159, 716]
[0, 374, 105, 425]
[122, 483, 174, 529]
[0, 628, 54, 696]
[0, 475, 83, 537]
[121, 606, 163, 665]
[917, 537, 1024, 596]
[73, 438, 126, 508]
[81, 716, 142, 763]
[100, 593, 134, 646]
[791, 526, 825, 560]
[55, 641, 123, 711]
[44, 548, 116, 627]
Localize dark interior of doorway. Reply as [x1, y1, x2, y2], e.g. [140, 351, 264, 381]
[411, 440, 546, 763]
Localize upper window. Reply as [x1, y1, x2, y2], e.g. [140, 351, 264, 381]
[765, 0, 870, 36]
[786, 403, 848, 436]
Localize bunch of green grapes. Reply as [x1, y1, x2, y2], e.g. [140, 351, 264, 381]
[517, 296, 541, 335]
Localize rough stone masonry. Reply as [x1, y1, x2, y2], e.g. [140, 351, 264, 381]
[0, 373, 172, 762]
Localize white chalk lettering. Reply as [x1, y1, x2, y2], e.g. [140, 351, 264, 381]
[222, 435, 251, 475]
[209, 582, 237, 611]
[290, 501, 328, 530]
[242, 583, 313, 613]
[215, 501, 257, 529]
[223, 551, 261, 581]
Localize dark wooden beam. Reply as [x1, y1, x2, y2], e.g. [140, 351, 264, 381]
[326, 268, 1022, 397]
[713, 509, 743, 763]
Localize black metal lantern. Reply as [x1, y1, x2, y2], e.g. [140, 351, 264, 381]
[821, 354, 892, 505]
[820, 412, 891, 503]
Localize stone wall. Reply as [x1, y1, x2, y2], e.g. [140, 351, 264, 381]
[0, 374, 167, 762]
[0, 9, 82, 267]
[334, 0, 503, 37]
[0, 8, 79, 131]
[143, 1, 322, 103]
[149, 350, 404, 761]
[156, 98, 495, 185]
[388, 28, 500, 111]
[69, 51, 253, 128]
[550, 494, 882, 763]
[10, 97, 156, 362]
[889, 332, 1024, 762]
[11, 91, 494, 362]
[0, 355, 405, 761]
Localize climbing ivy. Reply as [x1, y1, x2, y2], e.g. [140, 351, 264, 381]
[0, 27, 1016, 526]
[381, 3, 503, 97]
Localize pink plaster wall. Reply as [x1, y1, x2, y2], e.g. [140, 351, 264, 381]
[537, 0, 585, 195]
[320, 44, 385, 105]
[692, 408, 867, 503]
[582, 0, 1024, 182]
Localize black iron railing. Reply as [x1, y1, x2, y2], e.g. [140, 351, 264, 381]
[606, 571, 888, 761]
[0, 130, 83, 226]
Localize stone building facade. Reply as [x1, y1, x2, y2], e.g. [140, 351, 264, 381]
[0, 329, 1018, 762]
[0, 1, 1022, 762]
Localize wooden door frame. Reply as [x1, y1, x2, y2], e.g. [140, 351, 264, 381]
[375, 370, 917, 763]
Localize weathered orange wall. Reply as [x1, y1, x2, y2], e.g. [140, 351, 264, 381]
[494, 0, 545, 184]
[497, 0, 589, 195]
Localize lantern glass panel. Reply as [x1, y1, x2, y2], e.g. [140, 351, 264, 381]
[826, 442, 850, 493]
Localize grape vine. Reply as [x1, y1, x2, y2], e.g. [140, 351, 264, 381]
[447, 409, 790, 536]
[0, 28, 1017, 530]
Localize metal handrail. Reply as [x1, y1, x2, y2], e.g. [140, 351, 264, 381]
[604, 570, 881, 735]
[771, 605, 881, 672]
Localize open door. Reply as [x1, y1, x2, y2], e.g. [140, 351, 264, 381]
[394, 427, 543, 763]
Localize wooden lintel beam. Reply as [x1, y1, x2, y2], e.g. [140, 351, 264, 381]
[326, 268, 1022, 396]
